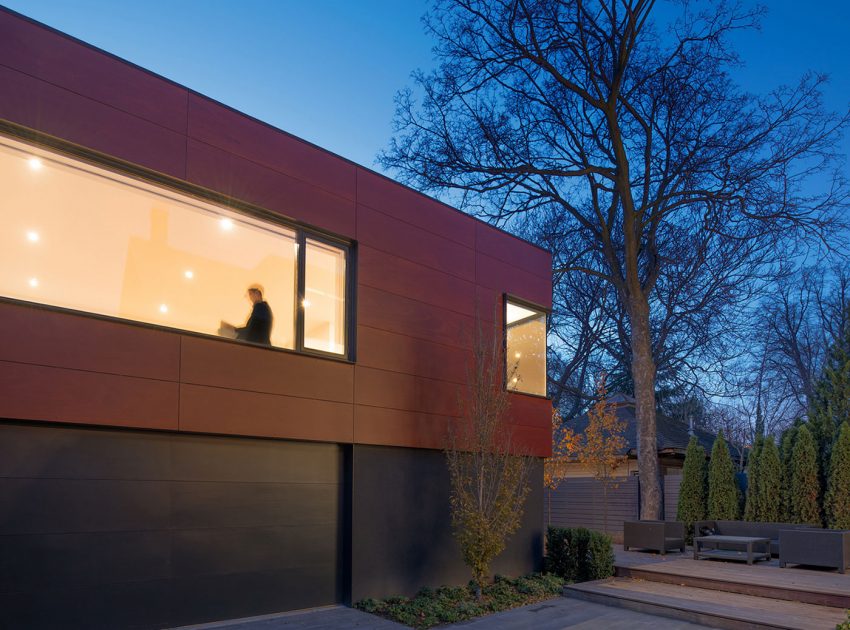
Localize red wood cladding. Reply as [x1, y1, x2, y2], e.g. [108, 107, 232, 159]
[185, 139, 356, 236]
[179, 384, 354, 443]
[0, 302, 180, 381]
[187, 94, 357, 200]
[180, 337, 354, 404]
[0, 8, 553, 456]
[0, 12, 188, 132]
[0, 65, 187, 179]
[0, 360, 179, 431]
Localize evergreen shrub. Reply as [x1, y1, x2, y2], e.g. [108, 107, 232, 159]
[546, 526, 614, 582]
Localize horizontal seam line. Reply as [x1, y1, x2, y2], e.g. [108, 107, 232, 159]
[187, 137, 355, 206]
[0, 62, 188, 134]
[0, 359, 353, 405]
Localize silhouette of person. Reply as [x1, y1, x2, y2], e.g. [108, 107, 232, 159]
[224, 284, 273, 345]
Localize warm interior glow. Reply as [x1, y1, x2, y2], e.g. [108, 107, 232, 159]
[506, 301, 538, 325]
[303, 239, 346, 354]
[28, 157, 42, 171]
[0, 135, 297, 349]
[505, 299, 546, 396]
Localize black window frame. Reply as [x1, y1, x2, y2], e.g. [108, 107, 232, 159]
[0, 125, 357, 363]
[503, 293, 550, 399]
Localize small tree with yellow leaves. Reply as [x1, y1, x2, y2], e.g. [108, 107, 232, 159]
[446, 322, 535, 599]
[544, 408, 579, 525]
[573, 374, 628, 534]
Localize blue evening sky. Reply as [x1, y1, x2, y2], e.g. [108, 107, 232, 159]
[5, 0, 850, 172]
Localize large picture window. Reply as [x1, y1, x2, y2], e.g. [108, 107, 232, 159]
[505, 297, 547, 396]
[0, 135, 350, 357]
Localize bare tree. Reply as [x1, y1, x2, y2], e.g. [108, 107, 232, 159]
[446, 321, 535, 598]
[382, 0, 848, 517]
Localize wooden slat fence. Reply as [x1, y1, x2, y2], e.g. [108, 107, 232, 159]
[544, 476, 639, 542]
[664, 473, 682, 521]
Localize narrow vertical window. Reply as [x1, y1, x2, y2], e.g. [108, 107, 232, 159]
[505, 298, 547, 396]
[303, 238, 347, 355]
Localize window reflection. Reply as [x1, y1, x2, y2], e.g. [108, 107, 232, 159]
[304, 239, 347, 355]
[505, 299, 547, 396]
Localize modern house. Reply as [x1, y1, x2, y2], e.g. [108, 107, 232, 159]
[0, 8, 552, 629]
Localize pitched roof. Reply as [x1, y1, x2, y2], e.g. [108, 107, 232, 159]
[562, 395, 716, 456]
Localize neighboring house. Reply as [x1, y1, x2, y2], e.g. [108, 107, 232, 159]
[560, 393, 717, 478]
[0, 8, 552, 629]
[547, 393, 717, 539]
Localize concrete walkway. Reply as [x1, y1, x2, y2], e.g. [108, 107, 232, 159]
[173, 598, 709, 630]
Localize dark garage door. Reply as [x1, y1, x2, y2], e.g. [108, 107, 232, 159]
[0, 421, 344, 629]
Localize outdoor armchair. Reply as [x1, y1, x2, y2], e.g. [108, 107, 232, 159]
[779, 528, 850, 574]
[623, 520, 686, 555]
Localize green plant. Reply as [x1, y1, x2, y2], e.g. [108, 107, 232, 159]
[744, 435, 764, 521]
[571, 373, 628, 534]
[354, 573, 565, 629]
[836, 609, 850, 630]
[677, 436, 707, 543]
[708, 431, 740, 520]
[810, 307, 850, 480]
[545, 526, 614, 582]
[780, 425, 799, 521]
[757, 437, 782, 522]
[790, 424, 822, 525]
[446, 323, 534, 597]
[825, 422, 850, 529]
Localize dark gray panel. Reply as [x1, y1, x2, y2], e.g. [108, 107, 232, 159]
[0, 421, 343, 629]
[351, 444, 543, 602]
[0, 422, 173, 480]
[171, 434, 343, 483]
[171, 481, 339, 528]
[0, 530, 171, 593]
[0, 478, 171, 534]
[170, 524, 338, 577]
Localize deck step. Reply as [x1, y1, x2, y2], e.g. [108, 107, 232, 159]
[615, 558, 850, 608]
[564, 578, 848, 630]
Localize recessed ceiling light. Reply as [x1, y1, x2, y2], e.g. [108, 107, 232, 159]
[28, 157, 43, 171]
[159, 304, 168, 314]
[29, 277, 39, 288]
[514, 352, 522, 359]
[219, 218, 234, 231]
[302, 299, 311, 308]
[26, 231, 40, 243]
[184, 270, 194, 279]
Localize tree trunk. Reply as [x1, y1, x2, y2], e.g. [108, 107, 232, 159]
[630, 296, 662, 519]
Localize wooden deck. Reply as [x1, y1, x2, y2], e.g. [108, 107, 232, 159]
[616, 554, 850, 608]
[565, 547, 850, 628]
[566, 578, 848, 630]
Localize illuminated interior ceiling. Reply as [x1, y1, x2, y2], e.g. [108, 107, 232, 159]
[506, 301, 538, 325]
[0, 135, 297, 348]
[506, 300, 547, 396]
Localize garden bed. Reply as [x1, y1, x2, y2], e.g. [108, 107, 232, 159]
[355, 573, 565, 629]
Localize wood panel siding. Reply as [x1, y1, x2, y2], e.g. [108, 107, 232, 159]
[0, 7, 552, 455]
[545, 476, 640, 541]
[664, 474, 682, 522]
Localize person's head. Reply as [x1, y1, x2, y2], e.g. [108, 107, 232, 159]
[246, 283, 264, 304]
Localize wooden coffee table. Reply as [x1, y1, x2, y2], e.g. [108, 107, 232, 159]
[694, 535, 771, 565]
